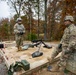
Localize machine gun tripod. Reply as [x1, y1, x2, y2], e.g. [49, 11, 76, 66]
[31, 39, 52, 58]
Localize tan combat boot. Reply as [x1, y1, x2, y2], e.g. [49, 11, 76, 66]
[50, 63, 60, 72]
[17, 46, 22, 51]
[47, 57, 60, 72]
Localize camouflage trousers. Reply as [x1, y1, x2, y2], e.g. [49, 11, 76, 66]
[57, 60, 76, 75]
[15, 34, 23, 48]
[64, 71, 76, 75]
[58, 60, 76, 75]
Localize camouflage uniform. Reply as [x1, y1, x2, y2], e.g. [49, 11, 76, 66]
[51, 24, 76, 75]
[14, 23, 25, 50]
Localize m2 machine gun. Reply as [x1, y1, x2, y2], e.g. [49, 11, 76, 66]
[31, 39, 52, 49]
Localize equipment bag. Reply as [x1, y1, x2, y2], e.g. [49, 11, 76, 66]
[0, 44, 4, 48]
[8, 60, 30, 75]
[21, 60, 30, 71]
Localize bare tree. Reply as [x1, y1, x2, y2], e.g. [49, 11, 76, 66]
[7, 0, 24, 17]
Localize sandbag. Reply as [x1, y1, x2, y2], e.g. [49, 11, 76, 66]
[21, 45, 29, 50]
[32, 51, 43, 58]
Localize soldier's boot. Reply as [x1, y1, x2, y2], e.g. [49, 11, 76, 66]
[47, 58, 60, 72]
[65, 72, 76, 75]
[17, 46, 22, 51]
[50, 63, 60, 72]
[64, 73, 71, 75]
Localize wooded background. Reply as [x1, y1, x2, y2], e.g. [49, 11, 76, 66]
[0, 0, 76, 41]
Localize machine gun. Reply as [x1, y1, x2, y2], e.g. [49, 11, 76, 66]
[22, 39, 52, 50]
[31, 39, 52, 49]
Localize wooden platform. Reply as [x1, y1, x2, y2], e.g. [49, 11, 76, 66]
[1, 41, 60, 75]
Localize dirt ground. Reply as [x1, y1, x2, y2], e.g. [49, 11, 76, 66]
[39, 63, 64, 75]
[29, 61, 64, 75]
[39, 70, 64, 75]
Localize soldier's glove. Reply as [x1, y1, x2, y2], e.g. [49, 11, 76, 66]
[19, 32, 24, 35]
[58, 43, 62, 49]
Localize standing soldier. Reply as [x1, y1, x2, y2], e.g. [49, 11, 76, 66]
[48, 15, 76, 75]
[14, 18, 25, 51]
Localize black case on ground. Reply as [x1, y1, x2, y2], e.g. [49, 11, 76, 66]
[0, 44, 4, 48]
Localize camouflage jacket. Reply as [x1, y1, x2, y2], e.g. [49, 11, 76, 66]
[51, 24, 76, 74]
[60, 24, 76, 74]
[61, 24, 76, 51]
[14, 23, 25, 35]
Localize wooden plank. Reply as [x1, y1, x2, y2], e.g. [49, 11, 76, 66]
[0, 50, 10, 69]
[4, 46, 54, 69]
[21, 56, 60, 75]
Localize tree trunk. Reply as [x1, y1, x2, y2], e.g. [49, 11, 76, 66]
[44, 0, 47, 40]
[37, 0, 40, 38]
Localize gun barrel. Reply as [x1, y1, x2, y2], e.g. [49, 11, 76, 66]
[31, 39, 42, 43]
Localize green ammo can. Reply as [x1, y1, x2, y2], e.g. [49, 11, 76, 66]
[21, 60, 30, 71]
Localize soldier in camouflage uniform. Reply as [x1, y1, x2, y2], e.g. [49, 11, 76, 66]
[14, 18, 25, 51]
[48, 15, 76, 75]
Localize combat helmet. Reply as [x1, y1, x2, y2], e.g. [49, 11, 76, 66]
[16, 17, 22, 22]
[64, 15, 74, 22]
